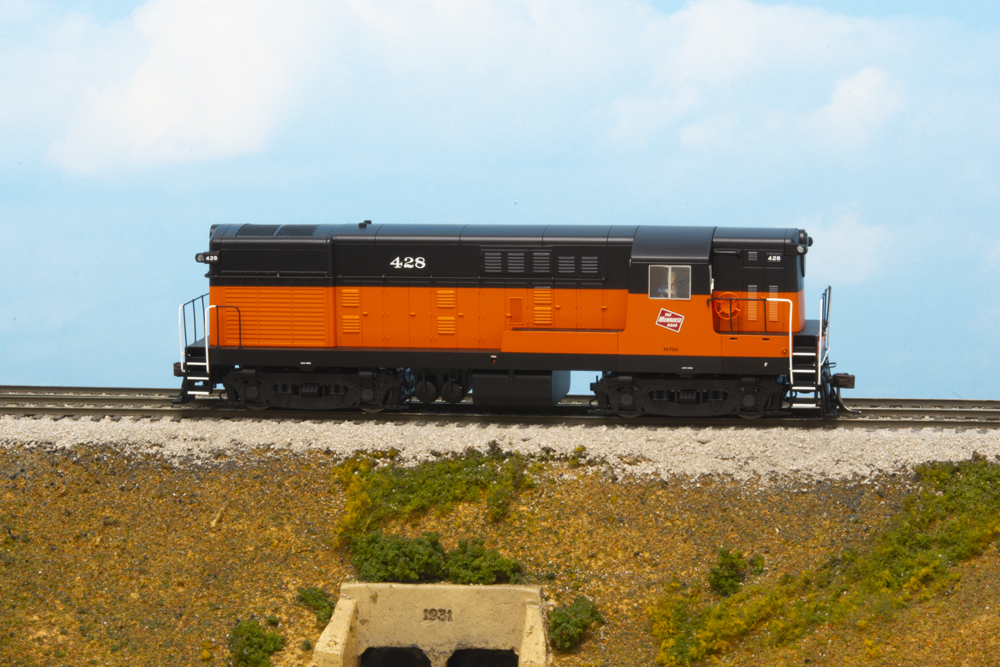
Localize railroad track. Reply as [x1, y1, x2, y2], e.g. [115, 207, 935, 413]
[1, 386, 998, 428]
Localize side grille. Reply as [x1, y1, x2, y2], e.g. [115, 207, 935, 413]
[483, 251, 503, 273]
[436, 290, 456, 308]
[341, 289, 360, 307]
[506, 252, 525, 273]
[509, 297, 523, 325]
[581, 256, 599, 274]
[532, 252, 551, 274]
[341, 315, 361, 334]
[437, 316, 456, 335]
[557, 256, 576, 274]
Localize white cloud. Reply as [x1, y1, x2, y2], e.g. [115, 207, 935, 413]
[0, 0, 988, 173]
[798, 214, 891, 287]
[806, 67, 905, 151]
[49, 0, 331, 172]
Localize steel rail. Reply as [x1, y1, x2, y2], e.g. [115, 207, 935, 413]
[0, 387, 998, 428]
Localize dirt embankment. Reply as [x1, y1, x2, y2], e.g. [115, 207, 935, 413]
[1, 439, 999, 666]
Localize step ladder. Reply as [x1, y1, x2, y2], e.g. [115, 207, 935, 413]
[789, 346, 821, 410]
[178, 295, 219, 397]
[788, 286, 832, 412]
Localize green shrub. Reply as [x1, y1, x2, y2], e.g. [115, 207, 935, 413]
[349, 532, 524, 585]
[707, 548, 749, 597]
[296, 587, 336, 624]
[549, 596, 604, 651]
[650, 458, 1000, 665]
[444, 539, 523, 585]
[229, 618, 286, 667]
[332, 444, 531, 539]
[351, 532, 446, 582]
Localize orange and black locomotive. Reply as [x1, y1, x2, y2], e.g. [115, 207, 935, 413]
[175, 222, 853, 417]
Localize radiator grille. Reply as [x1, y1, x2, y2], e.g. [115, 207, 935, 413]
[509, 297, 523, 325]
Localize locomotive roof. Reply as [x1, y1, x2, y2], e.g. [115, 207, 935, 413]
[211, 223, 806, 263]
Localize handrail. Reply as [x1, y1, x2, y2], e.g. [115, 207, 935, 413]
[705, 296, 793, 334]
[706, 296, 796, 385]
[177, 293, 208, 372]
[765, 298, 794, 387]
[204, 305, 242, 377]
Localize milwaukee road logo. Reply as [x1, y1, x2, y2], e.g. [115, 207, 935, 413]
[656, 308, 684, 333]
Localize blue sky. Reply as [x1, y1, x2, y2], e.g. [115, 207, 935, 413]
[1, 0, 998, 398]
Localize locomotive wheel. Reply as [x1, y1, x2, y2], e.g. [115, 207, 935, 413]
[713, 293, 742, 320]
[414, 380, 439, 403]
[440, 380, 466, 404]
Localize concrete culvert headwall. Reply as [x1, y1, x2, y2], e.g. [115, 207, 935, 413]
[311, 583, 549, 667]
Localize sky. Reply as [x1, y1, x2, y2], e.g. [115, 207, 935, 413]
[0, 0, 998, 399]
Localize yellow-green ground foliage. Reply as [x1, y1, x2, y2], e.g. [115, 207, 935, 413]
[649, 456, 1000, 665]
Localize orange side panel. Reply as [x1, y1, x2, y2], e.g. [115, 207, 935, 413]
[408, 287, 432, 347]
[210, 286, 333, 347]
[336, 286, 363, 347]
[710, 289, 805, 334]
[576, 289, 605, 329]
[480, 288, 505, 348]
[501, 330, 618, 355]
[720, 334, 792, 361]
[456, 288, 480, 348]
[617, 293, 721, 359]
[603, 289, 627, 329]
[383, 287, 409, 347]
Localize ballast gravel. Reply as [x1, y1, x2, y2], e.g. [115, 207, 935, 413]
[1, 415, 997, 481]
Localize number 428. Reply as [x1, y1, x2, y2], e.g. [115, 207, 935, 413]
[390, 256, 426, 269]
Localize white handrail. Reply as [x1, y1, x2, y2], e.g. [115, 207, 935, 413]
[178, 304, 186, 372]
[765, 298, 795, 387]
[204, 305, 217, 375]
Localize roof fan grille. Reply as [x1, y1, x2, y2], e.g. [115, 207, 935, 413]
[235, 224, 280, 237]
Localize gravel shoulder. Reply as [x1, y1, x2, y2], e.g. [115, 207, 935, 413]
[1, 417, 999, 666]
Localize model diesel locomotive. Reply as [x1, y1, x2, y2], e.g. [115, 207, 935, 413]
[175, 223, 854, 417]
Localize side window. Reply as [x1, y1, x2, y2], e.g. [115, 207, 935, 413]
[648, 265, 691, 300]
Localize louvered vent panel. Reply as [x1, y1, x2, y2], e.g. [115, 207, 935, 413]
[747, 285, 758, 322]
[275, 225, 318, 237]
[437, 316, 456, 335]
[235, 224, 280, 237]
[506, 252, 525, 273]
[509, 298, 523, 325]
[482, 251, 502, 273]
[557, 256, 576, 274]
[534, 306, 552, 325]
[341, 316, 361, 334]
[532, 252, 551, 274]
[768, 285, 779, 322]
[436, 290, 456, 308]
[748, 251, 758, 262]
[581, 256, 599, 274]
[341, 289, 360, 307]
[534, 288, 552, 305]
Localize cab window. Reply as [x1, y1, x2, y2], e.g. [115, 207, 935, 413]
[648, 265, 691, 300]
